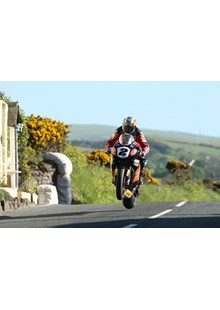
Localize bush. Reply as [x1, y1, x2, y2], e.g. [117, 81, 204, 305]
[0, 189, 12, 201]
[213, 180, 220, 190]
[164, 159, 192, 185]
[85, 149, 111, 168]
[26, 114, 70, 152]
[166, 160, 190, 173]
[142, 168, 159, 185]
[203, 179, 220, 193]
[17, 113, 70, 191]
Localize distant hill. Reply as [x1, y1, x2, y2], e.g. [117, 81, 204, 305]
[68, 124, 220, 179]
[68, 124, 116, 141]
[68, 124, 220, 146]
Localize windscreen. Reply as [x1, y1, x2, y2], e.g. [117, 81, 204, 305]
[119, 134, 134, 146]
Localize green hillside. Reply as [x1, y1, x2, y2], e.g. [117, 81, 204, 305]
[68, 124, 220, 180]
[68, 124, 220, 145]
[68, 124, 117, 141]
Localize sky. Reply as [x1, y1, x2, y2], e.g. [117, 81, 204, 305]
[1, 81, 220, 137]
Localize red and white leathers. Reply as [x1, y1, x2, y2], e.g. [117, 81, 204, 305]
[105, 126, 150, 155]
[105, 126, 150, 183]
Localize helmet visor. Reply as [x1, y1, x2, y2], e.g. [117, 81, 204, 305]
[123, 125, 135, 134]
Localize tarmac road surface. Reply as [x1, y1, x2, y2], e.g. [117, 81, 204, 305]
[1, 200, 220, 228]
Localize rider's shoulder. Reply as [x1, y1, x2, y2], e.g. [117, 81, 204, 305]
[135, 127, 142, 135]
[116, 126, 124, 134]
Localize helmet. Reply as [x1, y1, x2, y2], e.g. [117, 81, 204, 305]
[122, 116, 137, 134]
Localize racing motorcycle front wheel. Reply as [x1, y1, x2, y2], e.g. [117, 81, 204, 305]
[116, 168, 125, 200]
[123, 195, 136, 209]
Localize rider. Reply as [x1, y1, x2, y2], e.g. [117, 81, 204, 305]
[105, 116, 150, 184]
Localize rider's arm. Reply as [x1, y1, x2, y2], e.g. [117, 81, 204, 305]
[136, 132, 150, 155]
[105, 127, 122, 148]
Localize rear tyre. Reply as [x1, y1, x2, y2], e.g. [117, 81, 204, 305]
[116, 169, 125, 200]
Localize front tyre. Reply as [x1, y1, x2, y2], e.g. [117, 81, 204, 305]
[116, 169, 125, 200]
[123, 195, 136, 209]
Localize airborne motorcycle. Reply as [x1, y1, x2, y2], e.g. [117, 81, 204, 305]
[111, 133, 143, 209]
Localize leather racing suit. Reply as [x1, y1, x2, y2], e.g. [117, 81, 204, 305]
[105, 126, 150, 183]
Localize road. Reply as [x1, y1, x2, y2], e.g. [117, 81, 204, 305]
[1, 200, 220, 228]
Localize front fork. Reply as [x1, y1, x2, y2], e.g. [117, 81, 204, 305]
[111, 156, 141, 191]
[125, 166, 141, 196]
[111, 155, 116, 183]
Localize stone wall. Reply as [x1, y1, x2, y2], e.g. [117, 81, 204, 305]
[0, 162, 60, 213]
[30, 161, 58, 186]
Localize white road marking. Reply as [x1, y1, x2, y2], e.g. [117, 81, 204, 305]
[124, 202, 188, 226]
[124, 224, 138, 228]
[149, 209, 173, 219]
[175, 201, 188, 208]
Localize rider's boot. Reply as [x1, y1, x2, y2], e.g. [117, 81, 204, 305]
[135, 186, 141, 197]
[139, 170, 144, 185]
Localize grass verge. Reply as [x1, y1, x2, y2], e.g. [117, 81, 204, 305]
[64, 144, 220, 204]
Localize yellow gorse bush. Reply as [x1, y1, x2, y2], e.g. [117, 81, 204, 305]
[166, 160, 189, 173]
[142, 168, 160, 185]
[26, 114, 69, 152]
[85, 150, 159, 185]
[85, 149, 111, 167]
[213, 180, 220, 186]
[206, 180, 220, 190]
[164, 159, 192, 185]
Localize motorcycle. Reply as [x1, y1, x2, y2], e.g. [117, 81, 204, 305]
[110, 133, 143, 209]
